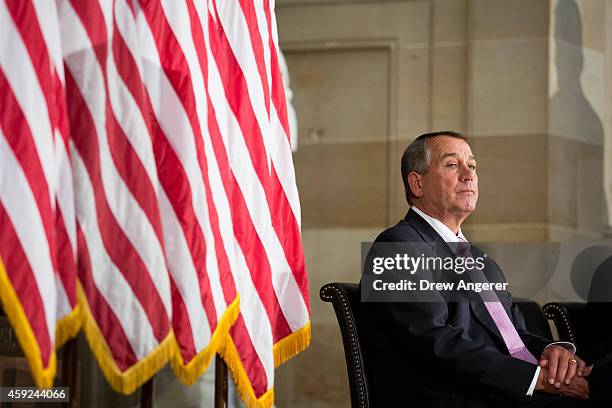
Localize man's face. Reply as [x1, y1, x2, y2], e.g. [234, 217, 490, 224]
[419, 136, 478, 216]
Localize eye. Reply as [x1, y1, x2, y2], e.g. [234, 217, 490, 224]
[468, 164, 477, 170]
[446, 162, 458, 168]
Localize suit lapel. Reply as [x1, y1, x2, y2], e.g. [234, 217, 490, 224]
[405, 209, 509, 343]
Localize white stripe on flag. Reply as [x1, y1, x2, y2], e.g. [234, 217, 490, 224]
[72, 149, 159, 360]
[0, 0, 56, 206]
[62, 5, 172, 317]
[0, 127, 56, 342]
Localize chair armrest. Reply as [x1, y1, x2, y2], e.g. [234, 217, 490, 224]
[542, 302, 588, 345]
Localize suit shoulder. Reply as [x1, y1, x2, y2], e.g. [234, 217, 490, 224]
[374, 219, 420, 243]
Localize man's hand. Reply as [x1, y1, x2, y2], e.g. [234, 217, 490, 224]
[536, 367, 589, 399]
[539, 345, 587, 387]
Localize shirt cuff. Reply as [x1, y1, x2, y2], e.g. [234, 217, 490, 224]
[527, 366, 540, 396]
[544, 341, 577, 354]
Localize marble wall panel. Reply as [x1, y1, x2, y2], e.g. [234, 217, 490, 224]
[294, 142, 388, 228]
[468, 39, 549, 136]
[285, 48, 390, 144]
[432, 45, 468, 131]
[277, 1, 429, 45]
[470, 0, 549, 40]
[465, 135, 548, 225]
[547, 136, 579, 228]
[432, 0, 467, 44]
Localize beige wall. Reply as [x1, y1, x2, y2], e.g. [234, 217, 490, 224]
[276, 0, 612, 406]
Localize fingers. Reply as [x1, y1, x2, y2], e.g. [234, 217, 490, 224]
[547, 348, 560, 386]
[559, 382, 589, 400]
[555, 356, 569, 388]
[539, 358, 548, 368]
[572, 378, 590, 399]
[583, 365, 594, 377]
[563, 389, 588, 399]
[577, 358, 586, 376]
[564, 358, 577, 384]
[545, 347, 576, 388]
[575, 383, 590, 400]
[568, 387, 589, 400]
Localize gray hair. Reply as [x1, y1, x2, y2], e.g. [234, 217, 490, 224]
[401, 131, 468, 204]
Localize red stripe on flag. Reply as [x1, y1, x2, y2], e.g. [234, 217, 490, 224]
[237, 0, 270, 116]
[141, 1, 233, 330]
[0, 203, 52, 366]
[231, 315, 269, 397]
[55, 209, 77, 306]
[270, 166, 309, 306]
[264, 0, 291, 140]
[76, 225, 138, 371]
[204, 86, 292, 342]
[169, 278, 198, 363]
[263, 0, 309, 304]
[71, 0, 165, 247]
[0, 70, 57, 274]
[5, 0, 62, 138]
[113, 4, 239, 316]
[4, 0, 78, 312]
[65, 70, 170, 342]
[207, 7, 310, 316]
[110, 16, 167, 244]
[185, 0, 239, 306]
[180, 4, 275, 387]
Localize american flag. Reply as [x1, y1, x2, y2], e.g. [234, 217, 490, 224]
[0, 0, 79, 388]
[1, 0, 310, 406]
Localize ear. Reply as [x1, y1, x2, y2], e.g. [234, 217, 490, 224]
[407, 172, 424, 199]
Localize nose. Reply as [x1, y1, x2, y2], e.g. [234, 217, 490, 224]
[459, 164, 474, 182]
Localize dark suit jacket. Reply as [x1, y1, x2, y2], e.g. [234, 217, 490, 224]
[359, 209, 551, 405]
[585, 255, 612, 362]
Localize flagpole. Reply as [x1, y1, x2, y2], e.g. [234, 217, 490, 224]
[141, 378, 154, 408]
[60, 338, 78, 407]
[214, 354, 228, 408]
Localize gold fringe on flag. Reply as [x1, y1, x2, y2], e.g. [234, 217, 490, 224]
[218, 334, 275, 408]
[217, 320, 311, 408]
[55, 304, 83, 349]
[273, 321, 311, 367]
[170, 295, 240, 385]
[77, 283, 175, 395]
[0, 259, 57, 388]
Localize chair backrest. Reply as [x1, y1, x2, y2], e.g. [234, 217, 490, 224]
[320, 283, 369, 408]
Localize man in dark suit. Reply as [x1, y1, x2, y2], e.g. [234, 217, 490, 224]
[360, 131, 610, 407]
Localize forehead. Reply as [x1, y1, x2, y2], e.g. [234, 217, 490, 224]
[428, 136, 473, 159]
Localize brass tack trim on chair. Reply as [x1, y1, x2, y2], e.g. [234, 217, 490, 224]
[543, 304, 576, 344]
[320, 284, 367, 408]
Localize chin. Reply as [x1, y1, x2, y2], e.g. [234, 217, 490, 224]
[460, 201, 477, 213]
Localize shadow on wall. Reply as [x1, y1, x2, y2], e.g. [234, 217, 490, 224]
[550, 0, 607, 225]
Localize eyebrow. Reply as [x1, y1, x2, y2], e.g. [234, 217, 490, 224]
[440, 152, 476, 161]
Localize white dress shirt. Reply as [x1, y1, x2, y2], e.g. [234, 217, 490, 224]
[410, 206, 575, 396]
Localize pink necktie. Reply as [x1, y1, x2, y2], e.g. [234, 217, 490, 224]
[457, 238, 538, 365]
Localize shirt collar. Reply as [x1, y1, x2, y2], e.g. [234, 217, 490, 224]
[411, 206, 468, 243]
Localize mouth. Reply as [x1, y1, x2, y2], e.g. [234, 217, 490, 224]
[457, 190, 475, 195]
